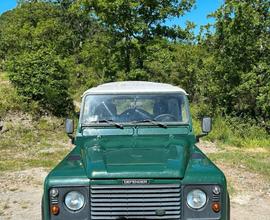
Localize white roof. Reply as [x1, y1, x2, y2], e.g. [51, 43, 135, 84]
[83, 81, 187, 96]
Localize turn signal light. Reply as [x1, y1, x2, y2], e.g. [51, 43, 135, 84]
[51, 205, 60, 215]
[212, 202, 221, 213]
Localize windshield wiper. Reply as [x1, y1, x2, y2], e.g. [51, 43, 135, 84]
[134, 119, 167, 128]
[83, 119, 124, 129]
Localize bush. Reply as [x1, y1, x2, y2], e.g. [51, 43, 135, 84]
[191, 104, 270, 148]
[0, 72, 25, 118]
[6, 48, 74, 116]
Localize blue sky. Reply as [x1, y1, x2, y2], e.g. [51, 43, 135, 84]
[0, 0, 17, 14]
[168, 0, 224, 34]
[0, 0, 223, 34]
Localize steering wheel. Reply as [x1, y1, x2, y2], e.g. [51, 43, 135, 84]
[154, 114, 177, 122]
[135, 108, 152, 118]
[119, 108, 152, 121]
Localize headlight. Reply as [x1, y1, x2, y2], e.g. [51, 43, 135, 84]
[65, 191, 85, 211]
[187, 189, 207, 209]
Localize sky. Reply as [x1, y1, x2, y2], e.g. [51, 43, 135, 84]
[0, 0, 17, 14]
[0, 0, 223, 34]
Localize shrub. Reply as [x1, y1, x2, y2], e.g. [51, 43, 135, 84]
[6, 48, 74, 116]
[191, 104, 270, 148]
[0, 73, 25, 117]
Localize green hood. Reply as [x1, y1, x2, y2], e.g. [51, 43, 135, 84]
[80, 131, 190, 179]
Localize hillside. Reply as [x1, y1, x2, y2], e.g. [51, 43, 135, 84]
[0, 72, 72, 172]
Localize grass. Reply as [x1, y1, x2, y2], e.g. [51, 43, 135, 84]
[0, 72, 25, 118]
[191, 105, 270, 181]
[192, 114, 270, 149]
[0, 72, 72, 172]
[0, 115, 71, 171]
[209, 149, 270, 180]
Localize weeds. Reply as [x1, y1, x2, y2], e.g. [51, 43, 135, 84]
[0, 72, 24, 118]
[0, 115, 71, 171]
[209, 150, 270, 181]
[191, 105, 270, 149]
[191, 104, 270, 180]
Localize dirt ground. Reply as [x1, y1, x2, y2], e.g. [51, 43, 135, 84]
[0, 143, 270, 220]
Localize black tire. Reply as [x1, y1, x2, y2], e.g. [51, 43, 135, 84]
[227, 193, 230, 220]
[41, 195, 44, 220]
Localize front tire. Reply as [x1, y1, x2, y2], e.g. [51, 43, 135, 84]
[227, 193, 230, 220]
[41, 195, 44, 220]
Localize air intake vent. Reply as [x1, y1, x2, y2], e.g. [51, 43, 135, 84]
[90, 184, 181, 219]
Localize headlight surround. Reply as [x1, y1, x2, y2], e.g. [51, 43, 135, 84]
[187, 189, 207, 209]
[64, 191, 85, 211]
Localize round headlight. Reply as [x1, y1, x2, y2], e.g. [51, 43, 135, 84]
[187, 189, 207, 209]
[65, 191, 85, 211]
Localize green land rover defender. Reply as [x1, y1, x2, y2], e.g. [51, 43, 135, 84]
[42, 81, 230, 220]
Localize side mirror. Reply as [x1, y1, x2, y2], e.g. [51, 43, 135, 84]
[65, 119, 75, 144]
[202, 116, 212, 133]
[65, 119, 74, 134]
[196, 116, 212, 142]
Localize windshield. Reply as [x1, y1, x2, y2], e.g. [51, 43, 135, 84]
[81, 94, 189, 124]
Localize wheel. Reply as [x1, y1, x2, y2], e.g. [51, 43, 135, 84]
[227, 193, 230, 220]
[154, 114, 177, 121]
[119, 108, 152, 121]
[41, 195, 44, 220]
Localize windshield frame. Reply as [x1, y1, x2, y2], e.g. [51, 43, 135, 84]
[79, 93, 191, 127]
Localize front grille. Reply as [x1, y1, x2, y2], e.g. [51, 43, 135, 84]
[90, 184, 181, 219]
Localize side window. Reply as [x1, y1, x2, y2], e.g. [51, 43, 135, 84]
[82, 96, 101, 123]
[181, 100, 188, 122]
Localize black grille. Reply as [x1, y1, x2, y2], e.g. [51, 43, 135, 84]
[90, 184, 181, 219]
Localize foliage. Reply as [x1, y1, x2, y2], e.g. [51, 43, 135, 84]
[6, 49, 74, 116]
[0, 0, 269, 133]
[0, 2, 78, 116]
[203, 0, 270, 129]
[84, 0, 195, 73]
[0, 73, 25, 118]
[192, 105, 270, 149]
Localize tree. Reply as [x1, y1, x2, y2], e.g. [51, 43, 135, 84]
[84, 0, 195, 73]
[0, 2, 76, 116]
[205, 0, 270, 127]
[6, 48, 74, 116]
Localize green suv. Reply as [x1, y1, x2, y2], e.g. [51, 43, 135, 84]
[42, 81, 230, 220]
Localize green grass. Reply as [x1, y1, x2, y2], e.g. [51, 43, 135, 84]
[0, 71, 9, 81]
[0, 72, 71, 172]
[209, 149, 270, 181]
[191, 104, 270, 180]
[0, 115, 71, 171]
[0, 72, 25, 118]
[191, 106, 270, 149]
[0, 117, 71, 171]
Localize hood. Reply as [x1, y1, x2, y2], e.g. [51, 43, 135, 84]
[81, 134, 189, 179]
